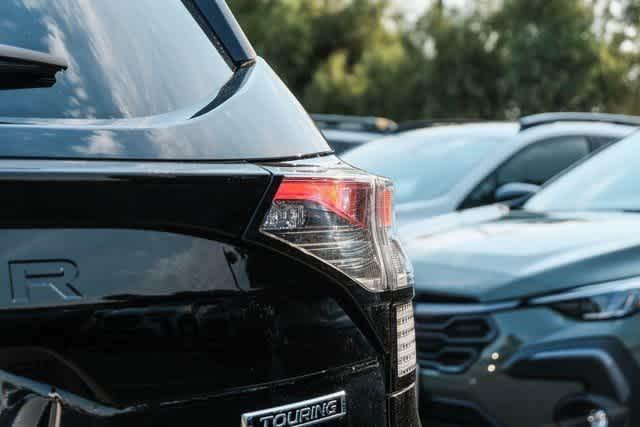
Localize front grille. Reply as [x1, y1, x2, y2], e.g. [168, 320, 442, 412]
[415, 313, 497, 373]
[421, 397, 498, 427]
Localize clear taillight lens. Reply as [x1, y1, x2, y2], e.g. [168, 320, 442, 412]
[260, 171, 412, 292]
[396, 303, 417, 377]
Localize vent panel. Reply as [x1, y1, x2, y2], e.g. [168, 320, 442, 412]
[416, 314, 497, 373]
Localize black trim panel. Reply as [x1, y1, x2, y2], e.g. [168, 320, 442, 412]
[190, 0, 256, 69]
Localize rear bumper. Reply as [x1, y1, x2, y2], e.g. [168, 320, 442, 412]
[2, 359, 419, 427]
[0, 227, 419, 426]
[389, 383, 421, 427]
[73, 362, 386, 426]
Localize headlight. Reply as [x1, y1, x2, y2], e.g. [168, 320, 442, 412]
[530, 277, 640, 320]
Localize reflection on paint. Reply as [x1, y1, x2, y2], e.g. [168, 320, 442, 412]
[0, 0, 232, 119]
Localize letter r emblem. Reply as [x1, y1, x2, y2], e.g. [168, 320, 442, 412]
[9, 260, 81, 305]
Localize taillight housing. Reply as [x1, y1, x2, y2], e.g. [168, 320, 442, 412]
[260, 169, 412, 292]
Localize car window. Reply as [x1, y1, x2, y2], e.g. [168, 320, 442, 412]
[496, 135, 590, 186]
[461, 135, 590, 209]
[343, 132, 506, 204]
[526, 132, 640, 212]
[588, 135, 618, 152]
[0, 0, 233, 119]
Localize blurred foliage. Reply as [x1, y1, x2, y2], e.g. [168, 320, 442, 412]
[487, 0, 629, 117]
[230, 0, 639, 121]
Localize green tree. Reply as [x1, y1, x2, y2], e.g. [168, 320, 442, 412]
[589, 0, 640, 114]
[229, 0, 404, 115]
[231, 0, 637, 121]
[229, 0, 315, 92]
[406, 5, 504, 119]
[488, 0, 629, 117]
[301, 12, 411, 117]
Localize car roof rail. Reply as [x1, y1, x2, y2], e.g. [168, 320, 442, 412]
[395, 119, 488, 133]
[519, 112, 640, 131]
[311, 114, 398, 134]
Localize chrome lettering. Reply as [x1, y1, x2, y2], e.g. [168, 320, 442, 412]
[259, 415, 274, 427]
[287, 410, 300, 425]
[326, 400, 338, 416]
[299, 407, 311, 422]
[242, 392, 346, 427]
[273, 414, 287, 427]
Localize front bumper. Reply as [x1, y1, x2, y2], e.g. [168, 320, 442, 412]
[417, 304, 640, 427]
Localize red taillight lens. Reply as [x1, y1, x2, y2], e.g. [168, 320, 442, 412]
[261, 171, 412, 292]
[273, 178, 371, 228]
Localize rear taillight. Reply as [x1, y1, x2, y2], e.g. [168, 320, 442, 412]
[260, 170, 412, 292]
[396, 303, 417, 377]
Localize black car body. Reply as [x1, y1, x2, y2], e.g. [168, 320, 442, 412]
[0, 2, 419, 426]
[405, 131, 640, 427]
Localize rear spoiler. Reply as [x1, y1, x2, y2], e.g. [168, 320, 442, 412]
[183, 0, 256, 69]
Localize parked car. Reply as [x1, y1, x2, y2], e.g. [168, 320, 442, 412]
[406, 129, 640, 427]
[0, 2, 419, 426]
[313, 114, 397, 154]
[343, 113, 640, 234]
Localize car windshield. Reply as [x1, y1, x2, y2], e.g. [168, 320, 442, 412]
[526, 131, 640, 212]
[0, 0, 232, 119]
[342, 128, 509, 204]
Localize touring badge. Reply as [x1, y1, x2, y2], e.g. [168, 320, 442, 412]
[241, 391, 347, 427]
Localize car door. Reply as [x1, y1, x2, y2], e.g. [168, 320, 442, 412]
[460, 135, 591, 209]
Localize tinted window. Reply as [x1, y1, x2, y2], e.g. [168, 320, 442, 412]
[526, 132, 640, 212]
[0, 0, 232, 119]
[589, 136, 618, 152]
[343, 131, 506, 204]
[497, 136, 589, 186]
[461, 136, 590, 208]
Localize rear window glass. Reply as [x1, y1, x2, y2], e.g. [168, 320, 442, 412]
[0, 0, 233, 119]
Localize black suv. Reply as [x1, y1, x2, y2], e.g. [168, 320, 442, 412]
[0, 2, 419, 426]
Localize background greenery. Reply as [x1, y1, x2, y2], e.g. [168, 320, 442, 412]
[230, 0, 640, 121]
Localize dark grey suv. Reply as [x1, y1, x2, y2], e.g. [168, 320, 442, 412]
[406, 130, 640, 427]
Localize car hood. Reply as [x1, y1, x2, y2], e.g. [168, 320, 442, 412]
[406, 209, 640, 302]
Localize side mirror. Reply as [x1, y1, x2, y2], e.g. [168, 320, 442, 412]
[494, 182, 540, 203]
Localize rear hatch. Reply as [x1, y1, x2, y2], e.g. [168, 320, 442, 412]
[0, 2, 391, 427]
